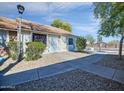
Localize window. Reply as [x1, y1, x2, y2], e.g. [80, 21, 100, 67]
[68, 38, 73, 45]
[9, 31, 17, 41]
[32, 33, 47, 44]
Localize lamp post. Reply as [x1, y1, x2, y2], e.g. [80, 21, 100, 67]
[17, 4, 25, 61]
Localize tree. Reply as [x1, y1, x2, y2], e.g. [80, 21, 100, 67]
[76, 36, 87, 52]
[108, 40, 119, 48]
[85, 34, 95, 46]
[51, 19, 72, 32]
[93, 2, 124, 59]
[61, 22, 72, 32]
[51, 19, 62, 28]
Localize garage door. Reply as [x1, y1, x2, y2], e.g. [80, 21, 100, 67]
[49, 35, 60, 53]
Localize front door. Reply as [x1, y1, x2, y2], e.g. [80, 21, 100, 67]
[68, 38, 75, 51]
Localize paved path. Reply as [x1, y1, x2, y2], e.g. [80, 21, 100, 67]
[0, 53, 124, 87]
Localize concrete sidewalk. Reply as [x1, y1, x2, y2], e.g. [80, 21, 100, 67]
[0, 62, 75, 86]
[78, 64, 124, 83]
[0, 53, 124, 87]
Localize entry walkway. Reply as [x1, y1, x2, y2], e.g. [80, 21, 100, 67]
[0, 53, 124, 86]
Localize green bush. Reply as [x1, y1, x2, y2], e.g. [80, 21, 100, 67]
[25, 41, 46, 61]
[11, 53, 17, 60]
[8, 41, 18, 60]
[76, 37, 86, 52]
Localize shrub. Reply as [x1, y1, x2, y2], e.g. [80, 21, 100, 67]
[8, 41, 18, 60]
[25, 41, 45, 61]
[76, 37, 86, 52]
[11, 53, 17, 60]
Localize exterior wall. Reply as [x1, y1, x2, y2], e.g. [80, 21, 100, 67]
[0, 30, 8, 48]
[0, 31, 31, 52]
[0, 29, 77, 54]
[44, 34, 77, 54]
[6, 31, 9, 42]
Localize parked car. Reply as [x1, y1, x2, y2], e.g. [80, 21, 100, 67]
[83, 47, 94, 53]
[0, 57, 6, 63]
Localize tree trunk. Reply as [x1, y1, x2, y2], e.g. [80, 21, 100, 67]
[119, 36, 124, 60]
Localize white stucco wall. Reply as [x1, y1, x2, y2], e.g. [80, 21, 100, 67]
[0, 30, 8, 48]
[44, 34, 77, 54]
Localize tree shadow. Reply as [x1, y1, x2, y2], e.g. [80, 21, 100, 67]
[0, 33, 24, 77]
[0, 34, 10, 66]
[0, 57, 24, 75]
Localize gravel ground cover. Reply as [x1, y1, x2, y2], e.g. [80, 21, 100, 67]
[95, 54, 124, 70]
[15, 69, 124, 91]
[0, 52, 88, 75]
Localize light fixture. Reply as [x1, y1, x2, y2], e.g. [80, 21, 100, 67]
[17, 4, 25, 14]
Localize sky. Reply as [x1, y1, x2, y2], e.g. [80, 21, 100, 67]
[0, 2, 120, 42]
